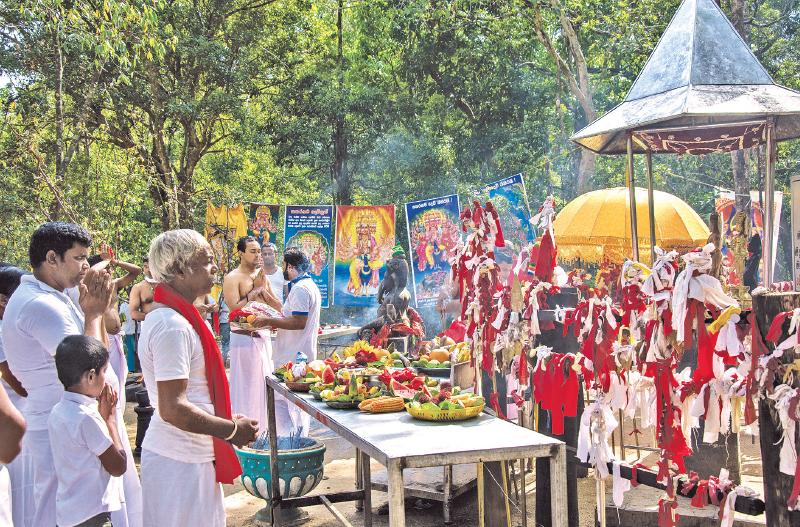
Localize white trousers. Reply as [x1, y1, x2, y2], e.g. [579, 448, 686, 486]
[230, 331, 272, 428]
[107, 333, 143, 527]
[0, 466, 11, 527]
[25, 429, 57, 527]
[140, 450, 224, 527]
[4, 389, 34, 526]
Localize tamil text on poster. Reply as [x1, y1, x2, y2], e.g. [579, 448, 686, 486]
[405, 195, 461, 307]
[284, 205, 333, 308]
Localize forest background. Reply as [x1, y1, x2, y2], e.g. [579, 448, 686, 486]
[1, 0, 798, 279]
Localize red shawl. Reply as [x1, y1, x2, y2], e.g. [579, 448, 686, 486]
[153, 284, 242, 484]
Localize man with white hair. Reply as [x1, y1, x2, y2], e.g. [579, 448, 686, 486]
[138, 229, 258, 527]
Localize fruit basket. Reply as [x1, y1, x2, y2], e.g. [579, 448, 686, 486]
[325, 399, 361, 409]
[405, 402, 484, 422]
[285, 381, 314, 392]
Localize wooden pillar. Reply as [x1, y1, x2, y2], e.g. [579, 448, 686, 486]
[752, 291, 800, 526]
[627, 134, 640, 261]
[646, 149, 657, 265]
[763, 120, 776, 287]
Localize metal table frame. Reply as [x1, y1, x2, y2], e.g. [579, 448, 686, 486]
[264, 376, 568, 526]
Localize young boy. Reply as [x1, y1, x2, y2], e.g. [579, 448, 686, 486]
[49, 335, 127, 527]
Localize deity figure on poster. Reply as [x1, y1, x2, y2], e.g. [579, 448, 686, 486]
[409, 210, 460, 300]
[334, 205, 395, 306]
[286, 231, 329, 276]
[249, 204, 279, 245]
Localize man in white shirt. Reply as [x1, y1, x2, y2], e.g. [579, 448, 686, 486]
[139, 229, 257, 527]
[0, 265, 34, 526]
[252, 247, 321, 436]
[1, 222, 113, 526]
[261, 242, 285, 302]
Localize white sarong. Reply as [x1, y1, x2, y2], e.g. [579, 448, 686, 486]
[25, 429, 57, 526]
[4, 389, 34, 526]
[230, 331, 271, 428]
[0, 466, 11, 527]
[140, 450, 224, 527]
[108, 333, 143, 527]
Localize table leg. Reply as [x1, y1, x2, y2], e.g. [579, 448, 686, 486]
[266, 383, 281, 526]
[387, 461, 405, 527]
[549, 445, 567, 527]
[360, 451, 372, 527]
[355, 448, 363, 511]
[519, 459, 528, 527]
[443, 465, 453, 525]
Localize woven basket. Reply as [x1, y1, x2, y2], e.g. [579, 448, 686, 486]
[405, 402, 484, 422]
[285, 381, 314, 392]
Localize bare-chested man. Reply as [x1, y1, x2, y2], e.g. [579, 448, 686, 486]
[223, 237, 281, 427]
[129, 257, 155, 322]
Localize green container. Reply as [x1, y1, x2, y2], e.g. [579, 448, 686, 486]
[235, 437, 326, 501]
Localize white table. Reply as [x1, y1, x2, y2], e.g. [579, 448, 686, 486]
[264, 376, 567, 526]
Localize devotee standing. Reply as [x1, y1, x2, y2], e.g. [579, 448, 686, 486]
[0, 381, 26, 526]
[129, 257, 154, 323]
[261, 242, 285, 302]
[0, 264, 36, 526]
[252, 247, 321, 436]
[1, 222, 113, 526]
[223, 236, 281, 429]
[138, 229, 257, 527]
[0, 264, 33, 526]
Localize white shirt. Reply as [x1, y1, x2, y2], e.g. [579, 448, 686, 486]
[138, 307, 215, 463]
[266, 268, 285, 303]
[0, 326, 25, 412]
[1, 275, 84, 430]
[48, 391, 121, 527]
[119, 301, 136, 335]
[274, 275, 321, 366]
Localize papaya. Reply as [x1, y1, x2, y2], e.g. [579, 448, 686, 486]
[428, 349, 450, 363]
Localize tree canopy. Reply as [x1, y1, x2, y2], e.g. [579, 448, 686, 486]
[2, 0, 799, 276]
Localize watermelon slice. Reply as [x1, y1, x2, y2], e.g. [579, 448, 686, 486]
[391, 379, 417, 399]
[322, 365, 336, 385]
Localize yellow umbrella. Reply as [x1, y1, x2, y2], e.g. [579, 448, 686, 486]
[554, 187, 710, 264]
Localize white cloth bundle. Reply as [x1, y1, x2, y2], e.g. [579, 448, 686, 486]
[577, 400, 618, 479]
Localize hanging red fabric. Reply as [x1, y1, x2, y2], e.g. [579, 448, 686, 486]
[153, 284, 242, 484]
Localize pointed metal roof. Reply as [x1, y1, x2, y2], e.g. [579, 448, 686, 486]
[571, 0, 800, 154]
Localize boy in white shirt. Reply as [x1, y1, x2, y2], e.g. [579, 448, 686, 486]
[49, 335, 127, 527]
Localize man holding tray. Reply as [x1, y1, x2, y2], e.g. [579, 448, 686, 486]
[222, 236, 282, 431]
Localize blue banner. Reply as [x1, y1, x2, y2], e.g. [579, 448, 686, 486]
[405, 195, 461, 307]
[283, 205, 333, 308]
[483, 174, 535, 261]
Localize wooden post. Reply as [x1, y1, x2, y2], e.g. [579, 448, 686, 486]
[627, 134, 640, 262]
[646, 149, 656, 265]
[752, 291, 800, 526]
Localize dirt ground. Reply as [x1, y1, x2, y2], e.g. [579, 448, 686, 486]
[124, 402, 765, 527]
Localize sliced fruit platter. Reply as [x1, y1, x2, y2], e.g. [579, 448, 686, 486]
[229, 301, 282, 331]
[320, 374, 383, 409]
[412, 337, 471, 376]
[276, 360, 328, 391]
[405, 386, 484, 422]
[340, 340, 409, 369]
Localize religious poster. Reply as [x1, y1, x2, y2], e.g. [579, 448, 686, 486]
[333, 205, 396, 307]
[247, 203, 282, 246]
[284, 205, 333, 308]
[205, 201, 249, 277]
[715, 190, 783, 285]
[792, 175, 800, 289]
[405, 195, 461, 307]
[482, 173, 535, 262]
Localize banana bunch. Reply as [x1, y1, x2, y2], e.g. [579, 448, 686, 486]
[451, 341, 471, 363]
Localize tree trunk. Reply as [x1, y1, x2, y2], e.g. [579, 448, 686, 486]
[51, 24, 64, 220]
[332, 0, 350, 206]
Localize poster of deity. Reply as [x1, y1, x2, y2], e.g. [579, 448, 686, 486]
[247, 203, 281, 246]
[333, 205, 396, 307]
[284, 205, 333, 308]
[482, 173, 535, 262]
[405, 195, 461, 307]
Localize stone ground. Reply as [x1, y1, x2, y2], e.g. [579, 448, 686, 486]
[123, 402, 766, 527]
